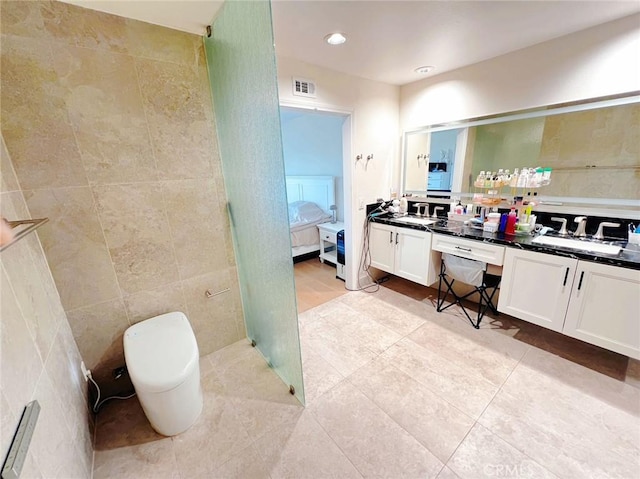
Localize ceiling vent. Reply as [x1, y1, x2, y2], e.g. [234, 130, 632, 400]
[292, 77, 316, 98]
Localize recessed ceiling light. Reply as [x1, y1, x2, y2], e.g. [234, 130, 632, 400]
[415, 66, 435, 74]
[324, 33, 347, 45]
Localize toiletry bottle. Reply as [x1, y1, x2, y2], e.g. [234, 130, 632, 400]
[510, 168, 519, 188]
[455, 201, 464, 215]
[498, 213, 508, 233]
[534, 167, 544, 187]
[399, 195, 408, 215]
[506, 207, 517, 235]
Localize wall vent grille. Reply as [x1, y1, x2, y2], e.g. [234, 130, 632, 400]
[292, 77, 316, 98]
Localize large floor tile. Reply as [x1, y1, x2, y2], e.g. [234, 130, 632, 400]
[324, 303, 402, 354]
[447, 424, 557, 479]
[349, 358, 475, 463]
[301, 318, 377, 377]
[206, 345, 305, 440]
[310, 381, 443, 478]
[478, 348, 640, 478]
[301, 348, 345, 405]
[436, 466, 461, 479]
[171, 374, 253, 476]
[382, 338, 498, 419]
[93, 438, 179, 479]
[207, 443, 271, 479]
[408, 315, 529, 386]
[94, 397, 164, 451]
[338, 292, 426, 336]
[254, 410, 362, 479]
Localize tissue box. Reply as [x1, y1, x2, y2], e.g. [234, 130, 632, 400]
[483, 222, 499, 233]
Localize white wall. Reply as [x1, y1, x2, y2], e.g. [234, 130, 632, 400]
[277, 56, 400, 288]
[400, 13, 640, 130]
[281, 109, 345, 220]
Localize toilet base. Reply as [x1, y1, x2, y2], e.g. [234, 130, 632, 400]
[136, 363, 203, 436]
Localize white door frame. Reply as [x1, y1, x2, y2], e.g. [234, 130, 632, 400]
[280, 100, 355, 289]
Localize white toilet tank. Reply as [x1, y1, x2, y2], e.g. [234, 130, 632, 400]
[124, 311, 203, 436]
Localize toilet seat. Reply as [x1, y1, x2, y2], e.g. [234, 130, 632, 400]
[124, 312, 199, 394]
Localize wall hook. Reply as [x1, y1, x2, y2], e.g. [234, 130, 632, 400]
[355, 154, 362, 166]
[365, 154, 373, 171]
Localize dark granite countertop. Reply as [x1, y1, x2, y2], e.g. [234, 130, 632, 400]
[370, 214, 640, 270]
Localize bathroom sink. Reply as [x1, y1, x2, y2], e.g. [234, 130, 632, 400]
[392, 216, 437, 226]
[532, 236, 622, 255]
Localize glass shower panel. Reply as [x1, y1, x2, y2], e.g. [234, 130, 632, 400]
[204, 0, 304, 403]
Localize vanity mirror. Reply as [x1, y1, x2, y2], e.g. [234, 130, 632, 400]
[402, 92, 640, 207]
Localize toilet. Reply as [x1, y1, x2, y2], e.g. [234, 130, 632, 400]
[123, 311, 202, 436]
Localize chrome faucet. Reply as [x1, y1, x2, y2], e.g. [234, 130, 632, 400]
[413, 203, 429, 217]
[551, 217, 568, 236]
[572, 216, 588, 237]
[593, 222, 620, 240]
[432, 206, 444, 218]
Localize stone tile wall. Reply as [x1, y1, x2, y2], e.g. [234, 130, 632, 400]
[0, 1, 244, 393]
[1, 136, 93, 477]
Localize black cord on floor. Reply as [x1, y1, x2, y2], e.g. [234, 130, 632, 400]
[88, 374, 136, 413]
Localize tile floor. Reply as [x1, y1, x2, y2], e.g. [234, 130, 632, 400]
[93, 268, 640, 478]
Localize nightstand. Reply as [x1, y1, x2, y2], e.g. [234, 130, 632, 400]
[317, 222, 344, 266]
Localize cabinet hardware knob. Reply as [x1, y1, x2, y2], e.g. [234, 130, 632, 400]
[563, 267, 570, 286]
[454, 246, 472, 252]
[577, 271, 585, 291]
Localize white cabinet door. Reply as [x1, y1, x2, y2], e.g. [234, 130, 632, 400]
[369, 223, 395, 273]
[395, 229, 433, 285]
[498, 248, 577, 332]
[564, 262, 640, 359]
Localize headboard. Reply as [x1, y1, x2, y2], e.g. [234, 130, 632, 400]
[285, 176, 336, 215]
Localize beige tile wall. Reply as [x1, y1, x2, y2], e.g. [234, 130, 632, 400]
[1, 0, 244, 394]
[1, 136, 93, 477]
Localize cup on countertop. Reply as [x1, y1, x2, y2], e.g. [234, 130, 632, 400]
[629, 231, 640, 245]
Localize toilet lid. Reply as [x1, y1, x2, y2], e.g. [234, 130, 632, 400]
[124, 312, 199, 393]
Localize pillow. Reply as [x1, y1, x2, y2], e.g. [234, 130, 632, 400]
[288, 201, 330, 224]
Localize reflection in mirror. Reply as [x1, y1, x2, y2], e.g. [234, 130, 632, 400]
[403, 128, 464, 194]
[402, 93, 640, 204]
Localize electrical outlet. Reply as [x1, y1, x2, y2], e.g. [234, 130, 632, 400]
[358, 197, 364, 210]
[80, 361, 90, 382]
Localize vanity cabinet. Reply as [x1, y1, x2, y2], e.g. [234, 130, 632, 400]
[563, 261, 640, 359]
[369, 223, 437, 286]
[498, 248, 577, 332]
[498, 248, 640, 358]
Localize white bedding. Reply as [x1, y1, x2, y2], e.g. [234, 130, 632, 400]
[288, 200, 331, 253]
[291, 223, 321, 248]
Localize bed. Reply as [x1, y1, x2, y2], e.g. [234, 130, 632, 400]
[286, 176, 336, 258]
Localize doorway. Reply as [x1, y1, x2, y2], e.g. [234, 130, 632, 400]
[280, 106, 351, 311]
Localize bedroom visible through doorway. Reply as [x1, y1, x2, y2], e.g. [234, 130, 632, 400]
[281, 106, 349, 310]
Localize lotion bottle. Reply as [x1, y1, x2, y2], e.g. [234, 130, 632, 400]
[506, 207, 517, 235]
[399, 196, 408, 215]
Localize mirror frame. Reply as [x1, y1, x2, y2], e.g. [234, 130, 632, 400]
[401, 91, 640, 208]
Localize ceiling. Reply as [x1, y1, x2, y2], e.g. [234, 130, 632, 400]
[63, 0, 640, 86]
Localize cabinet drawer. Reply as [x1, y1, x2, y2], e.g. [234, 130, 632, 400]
[431, 234, 505, 265]
[319, 229, 337, 244]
